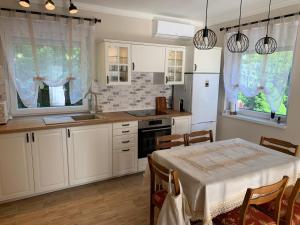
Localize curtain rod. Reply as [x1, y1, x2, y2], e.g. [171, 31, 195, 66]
[0, 7, 101, 23]
[220, 11, 300, 31]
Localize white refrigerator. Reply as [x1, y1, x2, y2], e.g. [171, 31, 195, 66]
[174, 74, 219, 139]
[174, 47, 221, 140]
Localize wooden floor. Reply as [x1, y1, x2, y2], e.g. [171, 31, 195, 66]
[0, 173, 149, 225]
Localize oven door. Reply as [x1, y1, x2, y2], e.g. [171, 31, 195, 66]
[138, 126, 171, 158]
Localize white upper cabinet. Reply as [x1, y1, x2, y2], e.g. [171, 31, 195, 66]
[185, 47, 222, 73]
[98, 42, 132, 85]
[132, 44, 165, 73]
[0, 132, 34, 201]
[67, 124, 113, 186]
[98, 40, 186, 86]
[165, 47, 185, 85]
[31, 129, 69, 193]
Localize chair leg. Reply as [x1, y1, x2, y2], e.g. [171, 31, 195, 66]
[150, 202, 155, 225]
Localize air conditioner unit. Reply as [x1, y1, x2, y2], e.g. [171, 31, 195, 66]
[153, 20, 195, 39]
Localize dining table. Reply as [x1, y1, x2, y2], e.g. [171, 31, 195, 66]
[151, 138, 300, 225]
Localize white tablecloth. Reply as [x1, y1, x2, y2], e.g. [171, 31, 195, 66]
[151, 138, 300, 225]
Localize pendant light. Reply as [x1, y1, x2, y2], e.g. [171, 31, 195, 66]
[69, 0, 78, 14]
[193, 0, 217, 50]
[45, 0, 55, 11]
[19, 0, 30, 8]
[255, 0, 277, 55]
[227, 0, 249, 53]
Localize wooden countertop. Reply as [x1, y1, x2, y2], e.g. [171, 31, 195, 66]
[0, 110, 191, 134]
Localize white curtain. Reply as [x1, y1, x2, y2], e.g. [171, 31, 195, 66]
[0, 13, 95, 108]
[224, 18, 299, 112]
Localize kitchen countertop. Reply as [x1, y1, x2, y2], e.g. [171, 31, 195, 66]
[0, 110, 191, 134]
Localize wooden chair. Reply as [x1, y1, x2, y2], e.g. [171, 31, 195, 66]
[259, 178, 300, 225]
[260, 137, 299, 156]
[148, 155, 180, 225]
[155, 134, 185, 150]
[213, 176, 289, 225]
[185, 130, 213, 146]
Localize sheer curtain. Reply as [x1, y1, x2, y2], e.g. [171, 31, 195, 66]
[0, 13, 95, 108]
[223, 18, 299, 112]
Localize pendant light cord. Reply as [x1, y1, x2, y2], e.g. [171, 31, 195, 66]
[266, 0, 272, 35]
[205, 0, 208, 27]
[238, 0, 243, 32]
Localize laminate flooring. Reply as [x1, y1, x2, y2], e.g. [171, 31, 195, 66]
[0, 173, 149, 225]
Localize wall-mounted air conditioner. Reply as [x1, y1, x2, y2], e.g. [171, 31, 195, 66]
[153, 19, 195, 39]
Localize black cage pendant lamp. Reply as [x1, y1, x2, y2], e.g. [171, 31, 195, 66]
[255, 0, 277, 54]
[227, 0, 249, 53]
[193, 0, 217, 50]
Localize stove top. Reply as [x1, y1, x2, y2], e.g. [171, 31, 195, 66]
[127, 109, 167, 117]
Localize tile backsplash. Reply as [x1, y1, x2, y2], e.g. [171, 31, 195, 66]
[95, 72, 172, 112]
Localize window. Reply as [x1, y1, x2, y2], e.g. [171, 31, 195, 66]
[235, 50, 293, 120]
[10, 41, 87, 115]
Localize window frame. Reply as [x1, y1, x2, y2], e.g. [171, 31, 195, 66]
[223, 47, 294, 125]
[8, 75, 88, 116]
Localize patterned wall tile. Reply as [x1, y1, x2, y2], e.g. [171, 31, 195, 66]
[95, 72, 172, 112]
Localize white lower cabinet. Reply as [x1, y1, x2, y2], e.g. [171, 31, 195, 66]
[113, 147, 137, 176]
[0, 132, 34, 201]
[67, 124, 113, 185]
[112, 121, 138, 176]
[171, 116, 191, 135]
[31, 129, 69, 193]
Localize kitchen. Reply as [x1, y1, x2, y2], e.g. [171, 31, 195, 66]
[1, 1, 300, 225]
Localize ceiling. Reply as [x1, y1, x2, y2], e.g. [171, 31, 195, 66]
[34, 0, 300, 25]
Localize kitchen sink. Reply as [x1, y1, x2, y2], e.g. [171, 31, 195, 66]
[71, 114, 105, 121]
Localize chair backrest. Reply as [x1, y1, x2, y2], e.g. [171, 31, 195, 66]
[147, 155, 180, 196]
[240, 176, 289, 225]
[260, 137, 299, 156]
[186, 130, 213, 146]
[156, 134, 185, 150]
[285, 178, 300, 225]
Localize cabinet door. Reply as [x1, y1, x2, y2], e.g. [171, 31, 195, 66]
[113, 147, 137, 177]
[0, 133, 34, 201]
[194, 48, 221, 73]
[132, 45, 165, 72]
[31, 129, 69, 193]
[106, 43, 131, 85]
[165, 48, 185, 85]
[67, 124, 112, 185]
[171, 116, 191, 135]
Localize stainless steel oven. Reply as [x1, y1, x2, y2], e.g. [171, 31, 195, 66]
[138, 118, 172, 158]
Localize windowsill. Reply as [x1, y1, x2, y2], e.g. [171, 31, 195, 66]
[222, 113, 287, 129]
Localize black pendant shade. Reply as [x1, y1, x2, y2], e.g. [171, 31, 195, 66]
[255, 36, 277, 54]
[227, 31, 249, 53]
[227, 0, 249, 53]
[193, 0, 217, 50]
[255, 0, 277, 55]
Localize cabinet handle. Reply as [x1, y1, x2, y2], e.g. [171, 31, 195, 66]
[67, 129, 70, 138]
[122, 140, 130, 144]
[194, 64, 197, 71]
[165, 76, 168, 84]
[132, 62, 135, 71]
[31, 132, 35, 142]
[122, 124, 130, 127]
[172, 118, 175, 126]
[122, 130, 130, 134]
[107, 76, 109, 84]
[122, 149, 130, 152]
[26, 133, 29, 143]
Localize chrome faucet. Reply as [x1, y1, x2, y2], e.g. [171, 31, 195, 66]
[84, 87, 102, 114]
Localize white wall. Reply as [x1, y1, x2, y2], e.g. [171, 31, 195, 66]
[0, 0, 192, 46]
[212, 5, 300, 145]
